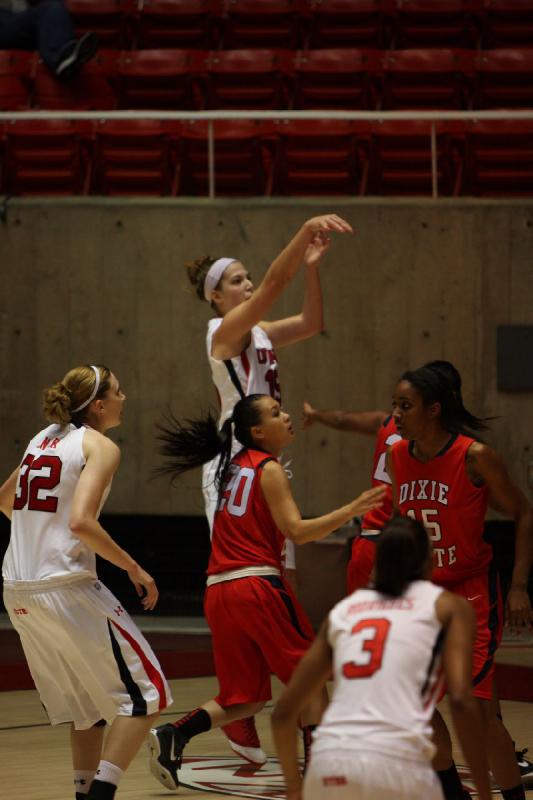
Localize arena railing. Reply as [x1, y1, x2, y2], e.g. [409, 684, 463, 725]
[1, 109, 533, 199]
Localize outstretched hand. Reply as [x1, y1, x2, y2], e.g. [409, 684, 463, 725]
[128, 564, 159, 611]
[301, 401, 317, 430]
[351, 485, 386, 517]
[303, 230, 331, 269]
[304, 214, 354, 237]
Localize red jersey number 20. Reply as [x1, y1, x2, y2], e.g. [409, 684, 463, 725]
[342, 618, 391, 679]
[13, 454, 62, 513]
[218, 466, 255, 518]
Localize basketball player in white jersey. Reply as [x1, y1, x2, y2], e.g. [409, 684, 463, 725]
[0, 365, 172, 800]
[271, 516, 492, 800]
[185, 213, 353, 764]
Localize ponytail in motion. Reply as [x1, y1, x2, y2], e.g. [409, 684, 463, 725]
[155, 394, 266, 490]
[374, 516, 430, 598]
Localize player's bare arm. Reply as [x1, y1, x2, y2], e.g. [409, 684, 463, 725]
[0, 467, 20, 520]
[466, 442, 533, 627]
[70, 430, 158, 610]
[260, 459, 385, 545]
[385, 449, 399, 508]
[272, 620, 332, 800]
[212, 215, 352, 359]
[437, 592, 492, 800]
[302, 401, 388, 434]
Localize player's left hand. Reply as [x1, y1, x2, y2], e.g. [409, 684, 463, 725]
[505, 586, 533, 629]
[301, 401, 316, 430]
[303, 230, 331, 269]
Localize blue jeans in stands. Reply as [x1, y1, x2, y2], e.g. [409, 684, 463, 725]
[0, 1, 75, 70]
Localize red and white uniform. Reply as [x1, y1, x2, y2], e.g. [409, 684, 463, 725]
[389, 435, 500, 699]
[347, 416, 400, 593]
[204, 448, 314, 706]
[3, 424, 172, 729]
[304, 581, 445, 800]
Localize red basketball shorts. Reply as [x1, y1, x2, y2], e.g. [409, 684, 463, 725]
[204, 574, 315, 707]
[346, 537, 377, 595]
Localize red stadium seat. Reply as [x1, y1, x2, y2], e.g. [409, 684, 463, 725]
[270, 119, 368, 195]
[34, 50, 119, 109]
[474, 49, 533, 109]
[65, 0, 136, 48]
[137, 0, 222, 49]
[0, 122, 6, 193]
[367, 120, 464, 196]
[117, 49, 206, 109]
[293, 48, 383, 109]
[4, 119, 93, 196]
[93, 119, 181, 195]
[205, 49, 293, 110]
[392, 0, 482, 48]
[179, 119, 273, 195]
[463, 120, 533, 196]
[382, 49, 475, 109]
[303, 0, 393, 49]
[482, 1, 533, 48]
[0, 51, 36, 111]
[221, 0, 303, 49]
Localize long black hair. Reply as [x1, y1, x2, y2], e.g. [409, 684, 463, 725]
[374, 515, 430, 597]
[401, 364, 489, 437]
[155, 394, 266, 490]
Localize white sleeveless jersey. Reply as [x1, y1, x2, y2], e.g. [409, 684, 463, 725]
[206, 318, 281, 428]
[313, 580, 445, 764]
[3, 424, 106, 585]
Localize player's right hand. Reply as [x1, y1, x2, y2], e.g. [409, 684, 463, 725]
[128, 565, 159, 611]
[301, 401, 316, 430]
[351, 485, 386, 517]
[303, 214, 353, 237]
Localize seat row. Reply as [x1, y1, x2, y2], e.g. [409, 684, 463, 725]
[64, 0, 533, 50]
[3, 47, 533, 111]
[2, 118, 532, 198]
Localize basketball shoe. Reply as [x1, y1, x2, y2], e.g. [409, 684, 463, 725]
[516, 747, 533, 786]
[222, 717, 268, 766]
[148, 723, 188, 790]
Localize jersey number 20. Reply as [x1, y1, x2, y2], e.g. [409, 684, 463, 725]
[342, 618, 391, 679]
[13, 454, 63, 513]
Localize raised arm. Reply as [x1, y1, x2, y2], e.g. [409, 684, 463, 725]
[0, 468, 20, 520]
[69, 430, 158, 610]
[212, 215, 353, 359]
[302, 400, 388, 435]
[260, 460, 385, 545]
[271, 620, 332, 800]
[466, 442, 533, 628]
[436, 592, 492, 800]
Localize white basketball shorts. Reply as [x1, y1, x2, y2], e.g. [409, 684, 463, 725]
[4, 576, 172, 730]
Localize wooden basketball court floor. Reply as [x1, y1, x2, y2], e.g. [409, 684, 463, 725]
[1, 672, 532, 800]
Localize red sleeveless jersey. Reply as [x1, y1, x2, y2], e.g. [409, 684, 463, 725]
[390, 435, 491, 585]
[207, 448, 285, 575]
[361, 415, 401, 531]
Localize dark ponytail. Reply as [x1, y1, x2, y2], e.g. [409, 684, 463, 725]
[423, 359, 494, 435]
[155, 394, 266, 491]
[374, 516, 430, 598]
[402, 365, 490, 437]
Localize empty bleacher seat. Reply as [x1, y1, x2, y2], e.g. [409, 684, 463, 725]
[0, 51, 35, 111]
[221, 0, 303, 49]
[205, 49, 293, 109]
[117, 49, 206, 108]
[4, 119, 93, 196]
[367, 120, 464, 195]
[382, 49, 475, 109]
[65, 0, 136, 48]
[270, 119, 367, 195]
[474, 49, 533, 109]
[482, 0, 533, 48]
[93, 119, 181, 195]
[179, 119, 272, 195]
[137, 0, 222, 48]
[34, 50, 119, 109]
[463, 120, 533, 196]
[303, 0, 393, 49]
[293, 48, 382, 109]
[392, 0, 482, 49]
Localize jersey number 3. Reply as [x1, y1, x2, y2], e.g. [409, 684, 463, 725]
[342, 618, 391, 679]
[13, 454, 62, 513]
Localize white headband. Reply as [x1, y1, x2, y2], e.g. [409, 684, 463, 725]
[204, 257, 238, 302]
[72, 365, 101, 414]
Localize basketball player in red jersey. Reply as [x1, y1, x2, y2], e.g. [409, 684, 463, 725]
[302, 401, 399, 592]
[387, 365, 533, 800]
[147, 393, 384, 792]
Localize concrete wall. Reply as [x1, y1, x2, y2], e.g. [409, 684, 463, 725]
[1, 198, 532, 516]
